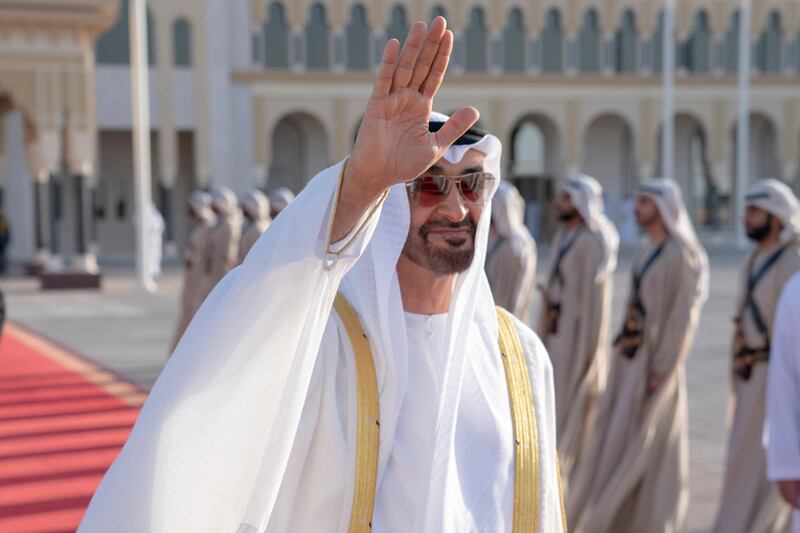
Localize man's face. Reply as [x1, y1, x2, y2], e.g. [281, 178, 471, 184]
[634, 194, 661, 228]
[401, 149, 486, 276]
[555, 191, 579, 222]
[744, 205, 775, 242]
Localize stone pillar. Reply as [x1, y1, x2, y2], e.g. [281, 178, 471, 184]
[526, 31, 540, 74]
[2, 111, 36, 267]
[489, 30, 503, 75]
[332, 28, 346, 73]
[290, 23, 305, 72]
[66, 127, 99, 274]
[565, 31, 578, 76]
[602, 31, 616, 76]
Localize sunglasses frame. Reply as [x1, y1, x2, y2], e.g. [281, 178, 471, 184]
[405, 172, 496, 207]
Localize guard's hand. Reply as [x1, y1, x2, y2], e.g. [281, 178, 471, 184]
[331, 17, 479, 242]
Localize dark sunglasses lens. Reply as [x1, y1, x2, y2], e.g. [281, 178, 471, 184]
[415, 177, 449, 206]
[458, 174, 486, 203]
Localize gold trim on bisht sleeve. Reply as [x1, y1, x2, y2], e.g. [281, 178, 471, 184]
[334, 294, 380, 533]
[496, 306, 541, 533]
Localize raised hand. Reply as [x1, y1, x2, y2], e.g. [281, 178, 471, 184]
[331, 17, 479, 242]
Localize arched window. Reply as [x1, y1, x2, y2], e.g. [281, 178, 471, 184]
[757, 11, 783, 73]
[465, 7, 488, 71]
[578, 9, 601, 73]
[430, 5, 446, 22]
[724, 10, 740, 73]
[683, 11, 711, 73]
[541, 8, 563, 73]
[346, 4, 370, 70]
[503, 8, 526, 72]
[305, 3, 330, 70]
[263, 2, 289, 68]
[387, 5, 409, 47]
[615, 9, 637, 73]
[173, 18, 192, 66]
[513, 121, 545, 176]
[96, 0, 156, 65]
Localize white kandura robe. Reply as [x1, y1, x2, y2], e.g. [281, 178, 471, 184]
[538, 227, 611, 499]
[570, 238, 702, 533]
[767, 271, 800, 533]
[79, 160, 564, 533]
[714, 244, 800, 533]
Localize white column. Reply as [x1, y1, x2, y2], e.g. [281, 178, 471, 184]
[130, 0, 155, 291]
[736, 0, 751, 249]
[2, 111, 36, 265]
[661, 0, 675, 180]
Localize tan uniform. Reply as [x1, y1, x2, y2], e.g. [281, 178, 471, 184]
[238, 219, 270, 265]
[538, 226, 612, 498]
[171, 220, 215, 352]
[713, 243, 800, 533]
[209, 215, 241, 286]
[570, 238, 702, 533]
[486, 183, 537, 322]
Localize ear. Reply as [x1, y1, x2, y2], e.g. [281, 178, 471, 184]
[771, 214, 784, 234]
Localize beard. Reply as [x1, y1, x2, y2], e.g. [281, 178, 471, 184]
[558, 208, 579, 222]
[746, 215, 773, 242]
[401, 217, 477, 276]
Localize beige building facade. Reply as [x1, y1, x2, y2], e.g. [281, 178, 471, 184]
[1, 0, 799, 264]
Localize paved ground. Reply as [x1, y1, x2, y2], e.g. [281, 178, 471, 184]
[0, 247, 748, 532]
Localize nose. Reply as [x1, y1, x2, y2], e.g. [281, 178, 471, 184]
[436, 183, 470, 222]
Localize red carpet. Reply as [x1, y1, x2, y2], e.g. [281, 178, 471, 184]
[0, 323, 146, 533]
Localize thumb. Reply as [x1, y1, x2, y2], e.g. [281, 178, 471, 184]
[433, 106, 480, 151]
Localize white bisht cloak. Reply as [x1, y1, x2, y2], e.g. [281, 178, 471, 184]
[79, 115, 563, 532]
[767, 271, 800, 533]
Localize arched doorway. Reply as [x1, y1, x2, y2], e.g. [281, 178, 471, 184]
[656, 114, 714, 226]
[509, 114, 560, 241]
[583, 114, 636, 231]
[268, 112, 329, 194]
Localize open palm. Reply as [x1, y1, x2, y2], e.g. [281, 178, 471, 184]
[349, 17, 480, 191]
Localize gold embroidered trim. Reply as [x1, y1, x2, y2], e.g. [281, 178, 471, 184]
[326, 158, 389, 257]
[496, 306, 540, 533]
[556, 456, 568, 532]
[335, 295, 380, 533]
[336, 295, 545, 532]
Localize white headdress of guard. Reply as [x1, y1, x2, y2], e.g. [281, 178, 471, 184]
[745, 179, 800, 244]
[559, 174, 620, 281]
[241, 190, 271, 222]
[188, 190, 214, 222]
[638, 178, 710, 303]
[211, 186, 238, 217]
[491, 180, 532, 255]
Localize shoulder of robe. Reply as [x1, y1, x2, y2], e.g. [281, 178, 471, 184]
[781, 244, 800, 269]
[503, 310, 553, 380]
[576, 230, 604, 262]
[664, 239, 690, 268]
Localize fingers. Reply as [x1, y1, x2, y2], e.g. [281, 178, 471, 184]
[371, 39, 400, 99]
[433, 106, 480, 150]
[420, 30, 453, 99]
[408, 17, 447, 90]
[391, 21, 428, 90]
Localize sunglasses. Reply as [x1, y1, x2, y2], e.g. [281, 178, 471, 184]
[405, 172, 496, 208]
